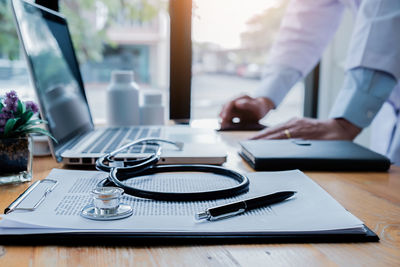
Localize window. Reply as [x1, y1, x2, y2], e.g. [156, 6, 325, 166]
[0, 0, 308, 124]
[191, 0, 304, 125]
[0, 0, 169, 124]
[60, 0, 170, 123]
[0, 0, 33, 100]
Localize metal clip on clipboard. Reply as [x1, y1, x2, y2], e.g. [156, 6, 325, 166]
[4, 179, 58, 214]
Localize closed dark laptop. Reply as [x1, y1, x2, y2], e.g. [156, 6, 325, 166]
[240, 140, 391, 171]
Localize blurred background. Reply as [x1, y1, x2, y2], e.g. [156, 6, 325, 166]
[0, 0, 368, 144]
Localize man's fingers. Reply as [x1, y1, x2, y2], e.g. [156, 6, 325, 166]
[249, 128, 275, 139]
[220, 95, 274, 127]
[252, 122, 290, 138]
[249, 117, 362, 141]
[249, 118, 302, 140]
[235, 95, 251, 101]
[219, 121, 236, 131]
[234, 98, 259, 113]
[219, 101, 235, 120]
[263, 131, 289, 140]
[250, 127, 295, 140]
[220, 95, 252, 119]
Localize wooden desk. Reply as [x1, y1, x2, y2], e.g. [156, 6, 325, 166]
[1, 132, 399, 266]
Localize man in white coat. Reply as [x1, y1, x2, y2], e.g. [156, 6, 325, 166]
[219, 0, 400, 165]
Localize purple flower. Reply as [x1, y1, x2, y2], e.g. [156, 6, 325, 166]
[6, 90, 17, 99]
[25, 101, 39, 113]
[0, 90, 52, 138]
[0, 112, 13, 134]
[3, 90, 18, 113]
[0, 112, 10, 127]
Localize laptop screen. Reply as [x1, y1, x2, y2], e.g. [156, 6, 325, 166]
[12, 0, 93, 147]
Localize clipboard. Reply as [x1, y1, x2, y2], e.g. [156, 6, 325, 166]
[0, 226, 379, 245]
[0, 169, 380, 245]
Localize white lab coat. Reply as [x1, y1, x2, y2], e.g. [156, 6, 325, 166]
[266, 0, 400, 164]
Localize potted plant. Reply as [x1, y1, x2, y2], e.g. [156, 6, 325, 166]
[0, 90, 55, 184]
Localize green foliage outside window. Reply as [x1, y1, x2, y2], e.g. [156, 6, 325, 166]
[0, 0, 165, 63]
[0, 0, 19, 60]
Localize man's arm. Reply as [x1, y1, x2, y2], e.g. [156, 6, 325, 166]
[220, 0, 345, 128]
[330, 68, 397, 128]
[251, 0, 400, 141]
[257, 0, 346, 107]
[330, 0, 400, 127]
[267, 0, 345, 77]
[345, 0, 400, 81]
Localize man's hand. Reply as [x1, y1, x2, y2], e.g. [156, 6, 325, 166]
[250, 117, 361, 140]
[219, 95, 275, 130]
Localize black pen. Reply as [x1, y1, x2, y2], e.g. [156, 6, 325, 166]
[195, 191, 296, 221]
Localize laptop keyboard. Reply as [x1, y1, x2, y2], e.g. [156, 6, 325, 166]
[81, 127, 161, 154]
[87, 129, 118, 153]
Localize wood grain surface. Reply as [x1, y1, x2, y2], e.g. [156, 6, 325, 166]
[0, 132, 399, 267]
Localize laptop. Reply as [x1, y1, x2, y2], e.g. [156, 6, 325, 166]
[12, 0, 226, 165]
[240, 140, 391, 171]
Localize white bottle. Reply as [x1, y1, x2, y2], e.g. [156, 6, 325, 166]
[140, 90, 165, 125]
[107, 71, 140, 126]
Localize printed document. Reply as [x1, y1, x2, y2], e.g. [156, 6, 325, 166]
[0, 169, 364, 234]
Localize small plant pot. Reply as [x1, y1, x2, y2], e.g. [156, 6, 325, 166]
[0, 136, 33, 185]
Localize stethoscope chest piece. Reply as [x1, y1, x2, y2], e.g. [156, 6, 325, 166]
[80, 187, 133, 221]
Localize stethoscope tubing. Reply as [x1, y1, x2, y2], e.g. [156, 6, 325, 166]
[96, 138, 250, 201]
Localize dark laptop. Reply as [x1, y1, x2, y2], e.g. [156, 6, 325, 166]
[240, 140, 391, 171]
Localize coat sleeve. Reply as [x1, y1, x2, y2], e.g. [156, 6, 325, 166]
[256, 0, 345, 106]
[329, 0, 400, 128]
[346, 0, 400, 80]
[267, 0, 345, 76]
[329, 67, 397, 128]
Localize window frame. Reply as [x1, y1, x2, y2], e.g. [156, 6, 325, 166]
[169, 0, 192, 122]
[169, 0, 319, 120]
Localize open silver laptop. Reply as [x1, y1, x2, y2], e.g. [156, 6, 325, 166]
[12, 0, 226, 165]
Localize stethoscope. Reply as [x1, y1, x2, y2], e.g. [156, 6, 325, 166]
[80, 138, 249, 221]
